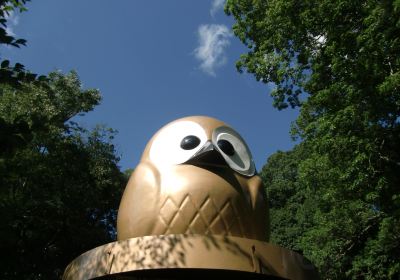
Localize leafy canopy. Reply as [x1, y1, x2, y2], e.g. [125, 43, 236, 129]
[0, 71, 127, 279]
[0, 3, 127, 279]
[227, 0, 400, 278]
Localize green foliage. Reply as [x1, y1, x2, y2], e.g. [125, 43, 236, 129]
[260, 145, 315, 252]
[0, 0, 29, 47]
[0, 3, 126, 279]
[228, 0, 400, 278]
[123, 168, 134, 180]
[0, 72, 126, 279]
[0, 2, 48, 86]
[0, 4, 127, 278]
[226, 0, 400, 111]
[261, 143, 399, 279]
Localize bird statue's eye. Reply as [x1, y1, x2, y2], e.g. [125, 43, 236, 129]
[217, 139, 235, 156]
[212, 126, 256, 177]
[181, 135, 201, 150]
[149, 121, 207, 167]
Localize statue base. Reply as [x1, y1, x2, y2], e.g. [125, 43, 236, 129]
[63, 234, 318, 279]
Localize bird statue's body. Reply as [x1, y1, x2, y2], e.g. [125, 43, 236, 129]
[117, 116, 269, 241]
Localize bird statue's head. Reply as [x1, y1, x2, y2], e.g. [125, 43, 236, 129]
[141, 115, 256, 176]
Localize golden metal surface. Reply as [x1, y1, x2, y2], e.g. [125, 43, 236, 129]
[63, 234, 318, 280]
[117, 116, 269, 241]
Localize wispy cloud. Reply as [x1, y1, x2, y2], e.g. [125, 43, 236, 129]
[210, 0, 225, 17]
[194, 24, 232, 76]
[4, 10, 19, 36]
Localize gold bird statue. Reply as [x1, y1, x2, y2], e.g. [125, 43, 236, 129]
[117, 116, 269, 241]
[63, 116, 318, 280]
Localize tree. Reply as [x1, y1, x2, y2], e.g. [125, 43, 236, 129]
[226, 0, 400, 278]
[0, 1, 49, 165]
[0, 71, 127, 279]
[259, 144, 314, 252]
[0, 3, 128, 279]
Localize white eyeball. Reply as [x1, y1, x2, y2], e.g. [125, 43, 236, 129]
[149, 121, 207, 167]
[212, 126, 256, 176]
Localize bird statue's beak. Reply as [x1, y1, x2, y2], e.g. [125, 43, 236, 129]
[185, 141, 227, 167]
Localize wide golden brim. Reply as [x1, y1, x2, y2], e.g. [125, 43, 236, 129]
[63, 234, 318, 280]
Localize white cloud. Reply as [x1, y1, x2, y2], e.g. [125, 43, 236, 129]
[4, 10, 19, 36]
[194, 24, 232, 76]
[210, 0, 225, 17]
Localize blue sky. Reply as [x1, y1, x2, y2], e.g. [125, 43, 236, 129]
[2, 0, 299, 171]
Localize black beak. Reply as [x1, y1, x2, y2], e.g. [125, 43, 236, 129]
[185, 141, 227, 167]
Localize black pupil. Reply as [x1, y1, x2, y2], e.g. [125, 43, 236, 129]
[217, 139, 235, 156]
[180, 135, 200, 150]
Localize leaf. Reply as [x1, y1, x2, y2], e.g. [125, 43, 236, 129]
[25, 73, 37, 81]
[0, 19, 7, 28]
[14, 38, 27, 45]
[14, 62, 24, 72]
[38, 75, 47, 82]
[17, 71, 25, 80]
[1, 60, 10, 68]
